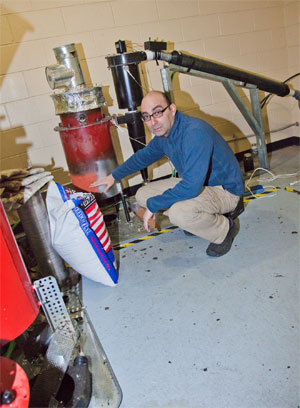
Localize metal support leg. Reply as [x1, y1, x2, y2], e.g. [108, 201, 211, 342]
[116, 182, 131, 223]
[168, 64, 269, 168]
[222, 79, 268, 168]
[249, 87, 268, 169]
[160, 66, 175, 103]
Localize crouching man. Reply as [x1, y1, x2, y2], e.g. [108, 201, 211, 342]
[91, 91, 244, 257]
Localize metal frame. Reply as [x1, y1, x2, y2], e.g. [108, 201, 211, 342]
[163, 64, 269, 169]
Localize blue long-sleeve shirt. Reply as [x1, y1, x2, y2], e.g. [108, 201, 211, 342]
[112, 111, 244, 213]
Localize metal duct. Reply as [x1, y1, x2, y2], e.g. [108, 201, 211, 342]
[145, 50, 299, 101]
[17, 191, 72, 286]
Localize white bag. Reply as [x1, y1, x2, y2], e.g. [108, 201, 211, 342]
[46, 181, 118, 286]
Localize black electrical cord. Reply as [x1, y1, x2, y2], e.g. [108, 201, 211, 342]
[260, 72, 300, 109]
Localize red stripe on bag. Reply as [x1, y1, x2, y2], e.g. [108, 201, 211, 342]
[94, 223, 105, 237]
[89, 213, 103, 229]
[97, 227, 112, 251]
[85, 202, 96, 213]
[97, 228, 107, 242]
[85, 202, 98, 220]
[102, 236, 111, 251]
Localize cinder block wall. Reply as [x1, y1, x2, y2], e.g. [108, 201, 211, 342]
[0, 0, 299, 186]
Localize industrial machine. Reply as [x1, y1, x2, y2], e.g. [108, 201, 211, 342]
[45, 43, 119, 198]
[46, 40, 299, 205]
[45, 43, 133, 221]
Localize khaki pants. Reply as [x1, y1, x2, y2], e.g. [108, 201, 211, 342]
[135, 178, 240, 244]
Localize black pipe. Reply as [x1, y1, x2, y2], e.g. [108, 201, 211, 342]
[124, 111, 146, 152]
[159, 50, 291, 98]
[56, 355, 92, 408]
[119, 190, 131, 222]
[106, 51, 148, 181]
[106, 52, 146, 110]
[117, 111, 148, 182]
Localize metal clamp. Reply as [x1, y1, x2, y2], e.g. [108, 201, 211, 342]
[54, 115, 112, 132]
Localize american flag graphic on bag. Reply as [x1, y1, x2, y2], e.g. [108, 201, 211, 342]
[85, 202, 111, 252]
[78, 194, 112, 254]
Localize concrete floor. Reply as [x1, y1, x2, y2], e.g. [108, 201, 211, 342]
[83, 145, 300, 408]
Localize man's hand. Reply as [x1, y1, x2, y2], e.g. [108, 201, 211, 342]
[90, 174, 115, 193]
[143, 209, 155, 233]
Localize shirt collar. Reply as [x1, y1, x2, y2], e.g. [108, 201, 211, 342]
[167, 111, 181, 139]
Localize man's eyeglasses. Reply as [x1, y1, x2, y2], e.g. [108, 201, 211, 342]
[141, 105, 170, 122]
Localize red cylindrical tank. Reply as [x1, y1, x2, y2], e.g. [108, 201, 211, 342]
[56, 108, 118, 194]
[50, 84, 119, 197]
[0, 201, 39, 346]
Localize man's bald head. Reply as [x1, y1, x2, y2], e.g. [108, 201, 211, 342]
[141, 91, 170, 107]
[141, 91, 176, 137]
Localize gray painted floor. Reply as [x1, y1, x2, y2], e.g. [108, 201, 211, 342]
[83, 145, 300, 408]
